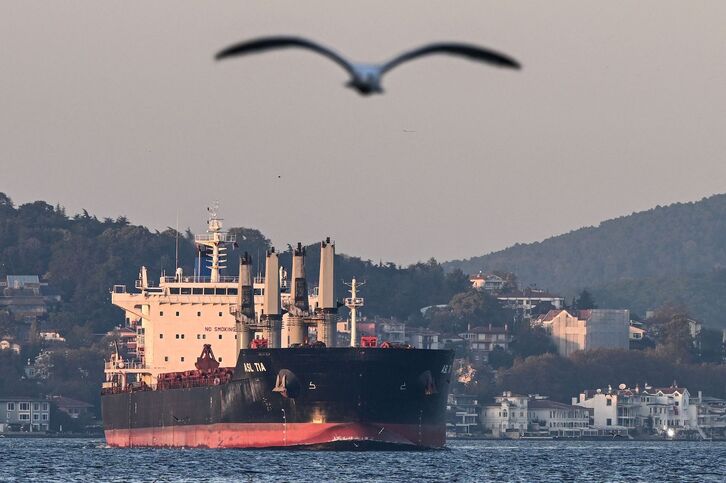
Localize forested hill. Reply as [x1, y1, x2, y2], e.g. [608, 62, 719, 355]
[443, 194, 726, 293]
[0, 193, 468, 342]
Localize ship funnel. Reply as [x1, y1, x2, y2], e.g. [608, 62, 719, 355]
[235, 253, 256, 352]
[318, 238, 335, 310]
[287, 243, 308, 346]
[317, 238, 337, 347]
[290, 242, 309, 313]
[263, 248, 280, 316]
[261, 248, 282, 348]
[238, 253, 254, 319]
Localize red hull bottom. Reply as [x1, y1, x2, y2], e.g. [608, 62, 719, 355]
[105, 422, 445, 449]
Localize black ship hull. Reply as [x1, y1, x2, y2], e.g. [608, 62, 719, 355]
[102, 347, 454, 449]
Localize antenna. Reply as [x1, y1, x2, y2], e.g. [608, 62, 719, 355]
[175, 210, 179, 271]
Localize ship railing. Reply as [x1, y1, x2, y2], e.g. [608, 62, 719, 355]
[104, 360, 146, 371]
[195, 233, 237, 243]
[112, 285, 127, 294]
[160, 275, 240, 284]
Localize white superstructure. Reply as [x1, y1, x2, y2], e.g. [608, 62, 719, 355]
[105, 209, 336, 387]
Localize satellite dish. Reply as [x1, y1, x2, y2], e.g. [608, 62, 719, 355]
[619, 383, 626, 390]
[596, 388, 602, 394]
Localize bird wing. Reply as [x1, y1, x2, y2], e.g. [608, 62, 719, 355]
[215, 36, 357, 77]
[380, 42, 521, 75]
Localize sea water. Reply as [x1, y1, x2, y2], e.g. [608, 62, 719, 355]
[0, 438, 723, 482]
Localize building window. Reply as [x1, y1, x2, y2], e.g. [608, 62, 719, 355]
[7, 403, 15, 411]
[42, 403, 48, 411]
[33, 403, 39, 411]
[19, 414, 30, 421]
[606, 418, 612, 426]
[42, 414, 48, 421]
[606, 399, 612, 406]
[675, 401, 679, 406]
[33, 414, 39, 420]
[19, 402, 29, 411]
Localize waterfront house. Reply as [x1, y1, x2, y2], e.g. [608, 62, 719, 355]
[480, 392, 592, 438]
[0, 397, 50, 432]
[575, 384, 694, 437]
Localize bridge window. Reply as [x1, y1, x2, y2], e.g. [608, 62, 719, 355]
[192, 288, 203, 295]
[215, 288, 226, 295]
[228, 288, 238, 295]
[204, 288, 214, 295]
[180, 287, 191, 295]
[169, 288, 180, 295]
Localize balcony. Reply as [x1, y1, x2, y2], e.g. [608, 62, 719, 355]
[195, 233, 236, 243]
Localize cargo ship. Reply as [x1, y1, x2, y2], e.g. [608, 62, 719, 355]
[101, 208, 453, 449]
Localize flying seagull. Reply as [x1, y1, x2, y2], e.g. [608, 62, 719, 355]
[215, 36, 520, 96]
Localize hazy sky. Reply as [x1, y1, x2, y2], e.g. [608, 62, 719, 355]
[2, 1, 725, 264]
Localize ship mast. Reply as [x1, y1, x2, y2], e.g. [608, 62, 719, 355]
[196, 202, 235, 282]
[344, 279, 365, 347]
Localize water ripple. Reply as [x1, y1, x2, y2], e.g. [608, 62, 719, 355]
[0, 438, 724, 482]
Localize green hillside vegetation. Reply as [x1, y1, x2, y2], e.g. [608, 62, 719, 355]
[443, 193, 726, 328]
[0, 193, 468, 345]
[445, 194, 726, 292]
[591, 269, 726, 327]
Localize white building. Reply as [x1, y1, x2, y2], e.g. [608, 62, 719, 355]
[405, 328, 440, 350]
[469, 272, 506, 292]
[0, 397, 51, 432]
[459, 324, 512, 362]
[497, 288, 564, 321]
[536, 309, 629, 357]
[528, 398, 592, 437]
[576, 384, 693, 436]
[480, 392, 530, 437]
[480, 392, 592, 438]
[447, 393, 481, 436]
